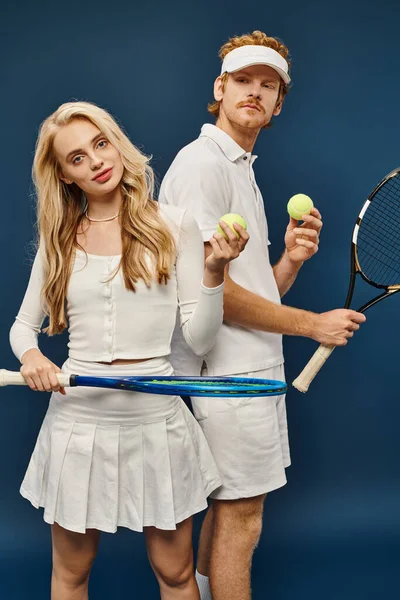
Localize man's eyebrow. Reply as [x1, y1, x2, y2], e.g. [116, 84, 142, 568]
[234, 70, 279, 82]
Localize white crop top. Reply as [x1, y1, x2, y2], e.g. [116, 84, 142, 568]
[10, 204, 224, 363]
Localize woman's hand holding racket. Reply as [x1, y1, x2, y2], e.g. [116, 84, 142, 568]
[20, 349, 66, 395]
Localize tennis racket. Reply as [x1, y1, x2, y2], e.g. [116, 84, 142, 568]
[0, 370, 287, 397]
[293, 166, 400, 393]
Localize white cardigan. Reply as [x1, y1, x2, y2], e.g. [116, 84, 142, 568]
[10, 204, 223, 363]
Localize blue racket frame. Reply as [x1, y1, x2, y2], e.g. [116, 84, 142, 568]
[69, 375, 287, 397]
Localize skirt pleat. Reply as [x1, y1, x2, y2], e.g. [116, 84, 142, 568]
[143, 419, 176, 529]
[86, 424, 121, 532]
[54, 421, 96, 530]
[117, 424, 144, 532]
[21, 412, 53, 509]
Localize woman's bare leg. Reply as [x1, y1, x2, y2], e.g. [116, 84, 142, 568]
[51, 523, 100, 600]
[145, 517, 199, 600]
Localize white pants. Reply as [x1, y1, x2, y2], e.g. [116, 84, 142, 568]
[191, 363, 290, 500]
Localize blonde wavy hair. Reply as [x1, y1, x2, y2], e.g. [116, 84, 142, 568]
[208, 30, 291, 123]
[33, 101, 176, 335]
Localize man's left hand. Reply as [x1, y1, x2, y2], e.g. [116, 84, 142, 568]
[284, 207, 323, 264]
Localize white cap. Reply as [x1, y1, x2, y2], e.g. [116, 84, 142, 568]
[221, 45, 291, 84]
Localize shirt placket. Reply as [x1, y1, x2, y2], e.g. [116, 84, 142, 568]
[244, 156, 269, 248]
[103, 256, 115, 359]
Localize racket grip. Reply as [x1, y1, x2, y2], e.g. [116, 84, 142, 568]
[0, 369, 71, 388]
[292, 345, 335, 393]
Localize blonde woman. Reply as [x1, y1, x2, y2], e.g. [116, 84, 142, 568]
[9, 101, 249, 600]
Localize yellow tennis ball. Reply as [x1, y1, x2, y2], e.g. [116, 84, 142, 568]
[287, 194, 314, 220]
[217, 213, 247, 240]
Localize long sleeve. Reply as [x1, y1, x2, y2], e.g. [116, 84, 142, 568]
[10, 251, 47, 362]
[175, 210, 224, 356]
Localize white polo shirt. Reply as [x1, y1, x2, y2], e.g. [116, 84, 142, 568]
[159, 123, 284, 376]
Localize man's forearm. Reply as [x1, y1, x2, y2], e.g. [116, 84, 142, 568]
[272, 250, 303, 297]
[223, 272, 317, 337]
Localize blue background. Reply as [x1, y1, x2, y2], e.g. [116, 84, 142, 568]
[1, 0, 399, 598]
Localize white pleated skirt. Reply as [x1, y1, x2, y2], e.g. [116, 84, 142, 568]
[20, 357, 222, 534]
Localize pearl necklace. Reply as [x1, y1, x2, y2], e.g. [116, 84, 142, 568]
[85, 209, 120, 223]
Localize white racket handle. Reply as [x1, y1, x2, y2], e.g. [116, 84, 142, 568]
[292, 345, 335, 393]
[0, 369, 71, 388]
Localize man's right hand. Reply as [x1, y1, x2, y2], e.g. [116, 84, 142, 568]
[20, 349, 66, 394]
[311, 309, 366, 347]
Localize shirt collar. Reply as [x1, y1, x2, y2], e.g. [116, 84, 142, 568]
[199, 123, 257, 163]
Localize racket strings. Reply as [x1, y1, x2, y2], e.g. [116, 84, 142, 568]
[359, 230, 399, 284]
[360, 223, 398, 262]
[357, 176, 400, 286]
